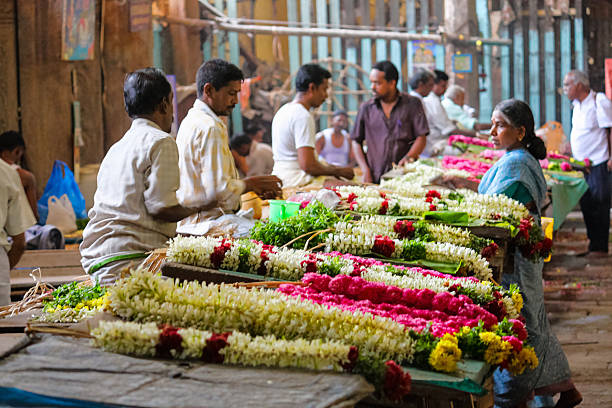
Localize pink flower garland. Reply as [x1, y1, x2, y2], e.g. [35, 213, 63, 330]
[442, 156, 492, 177]
[448, 135, 495, 148]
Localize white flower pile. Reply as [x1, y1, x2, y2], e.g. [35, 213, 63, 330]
[423, 242, 492, 281]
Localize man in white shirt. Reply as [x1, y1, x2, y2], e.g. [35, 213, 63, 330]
[315, 110, 355, 167]
[421, 70, 480, 157]
[245, 125, 274, 176]
[0, 158, 36, 305]
[442, 85, 490, 132]
[80, 68, 215, 285]
[272, 63, 354, 187]
[564, 69, 612, 257]
[176, 59, 282, 225]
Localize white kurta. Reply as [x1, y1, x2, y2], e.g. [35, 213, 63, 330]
[176, 99, 245, 225]
[80, 119, 180, 284]
[570, 90, 612, 166]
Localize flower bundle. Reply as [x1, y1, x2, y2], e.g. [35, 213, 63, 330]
[448, 135, 495, 149]
[166, 236, 522, 317]
[33, 281, 110, 323]
[514, 217, 553, 262]
[442, 156, 492, 177]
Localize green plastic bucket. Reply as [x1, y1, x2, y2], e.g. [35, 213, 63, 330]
[268, 200, 301, 222]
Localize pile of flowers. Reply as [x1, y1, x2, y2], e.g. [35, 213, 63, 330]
[448, 135, 495, 149]
[34, 281, 110, 323]
[442, 156, 492, 178]
[514, 217, 553, 262]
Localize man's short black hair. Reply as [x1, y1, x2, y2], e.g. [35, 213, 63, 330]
[245, 125, 263, 138]
[0, 130, 25, 152]
[433, 70, 449, 83]
[295, 64, 331, 92]
[197, 59, 244, 98]
[230, 133, 252, 150]
[409, 69, 434, 90]
[123, 67, 172, 118]
[372, 61, 399, 83]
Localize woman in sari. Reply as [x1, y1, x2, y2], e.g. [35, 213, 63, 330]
[442, 99, 582, 408]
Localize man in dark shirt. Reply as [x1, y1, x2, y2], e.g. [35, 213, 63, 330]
[351, 61, 429, 183]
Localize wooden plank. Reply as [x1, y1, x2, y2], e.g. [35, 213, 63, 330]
[499, 24, 511, 100]
[300, 0, 312, 64]
[574, 0, 585, 71]
[542, 9, 556, 123]
[101, 0, 153, 151]
[512, 3, 525, 100]
[316, 0, 328, 129]
[528, 0, 541, 126]
[227, 0, 242, 133]
[560, 15, 571, 136]
[11, 249, 82, 268]
[0, 0, 19, 132]
[162, 262, 273, 284]
[360, 0, 372, 88]
[374, 0, 387, 62]
[215, 0, 227, 59]
[475, 0, 492, 122]
[18, 0, 105, 196]
[389, 0, 402, 90]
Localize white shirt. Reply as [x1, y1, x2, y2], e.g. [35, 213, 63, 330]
[246, 141, 274, 176]
[442, 98, 477, 131]
[176, 99, 245, 224]
[315, 128, 351, 166]
[271, 101, 316, 162]
[415, 91, 458, 157]
[80, 119, 180, 272]
[570, 90, 612, 165]
[0, 160, 36, 252]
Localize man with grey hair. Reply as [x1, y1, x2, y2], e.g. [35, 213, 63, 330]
[563, 69, 612, 257]
[442, 85, 490, 132]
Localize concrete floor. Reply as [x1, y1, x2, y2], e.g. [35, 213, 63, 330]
[544, 212, 612, 408]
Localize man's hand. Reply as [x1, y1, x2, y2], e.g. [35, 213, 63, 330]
[336, 166, 355, 180]
[607, 158, 612, 171]
[244, 176, 283, 199]
[398, 156, 415, 167]
[361, 167, 373, 184]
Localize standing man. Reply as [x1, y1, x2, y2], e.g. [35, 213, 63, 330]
[315, 110, 355, 167]
[81, 68, 212, 285]
[176, 59, 282, 225]
[245, 125, 274, 176]
[271, 63, 354, 187]
[563, 69, 612, 257]
[421, 70, 481, 157]
[352, 61, 429, 183]
[0, 158, 36, 305]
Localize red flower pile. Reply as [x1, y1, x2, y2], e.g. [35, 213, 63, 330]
[373, 235, 396, 258]
[379, 199, 390, 215]
[202, 331, 231, 363]
[156, 324, 184, 357]
[393, 220, 415, 239]
[481, 242, 499, 259]
[211, 239, 233, 268]
[383, 360, 411, 401]
[515, 217, 553, 261]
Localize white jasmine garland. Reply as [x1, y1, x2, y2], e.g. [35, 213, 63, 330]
[91, 320, 353, 372]
[109, 270, 416, 364]
[423, 242, 492, 281]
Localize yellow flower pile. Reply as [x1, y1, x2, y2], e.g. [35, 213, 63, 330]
[429, 333, 462, 373]
[479, 332, 513, 365]
[511, 292, 524, 314]
[507, 346, 538, 376]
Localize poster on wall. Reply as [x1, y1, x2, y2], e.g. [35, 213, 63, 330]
[411, 41, 436, 74]
[61, 0, 96, 61]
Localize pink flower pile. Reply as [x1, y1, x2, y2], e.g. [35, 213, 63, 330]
[448, 135, 495, 148]
[278, 273, 511, 338]
[479, 149, 505, 160]
[442, 156, 492, 177]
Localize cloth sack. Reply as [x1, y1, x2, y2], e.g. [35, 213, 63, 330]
[46, 195, 77, 234]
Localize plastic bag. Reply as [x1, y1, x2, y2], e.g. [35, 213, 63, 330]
[46, 194, 77, 234]
[38, 160, 87, 224]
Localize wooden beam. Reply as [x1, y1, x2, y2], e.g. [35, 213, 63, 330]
[215, 0, 226, 59]
[227, 0, 242, 133]
[499, 23, 510, 100]
[434, 0, 445, 70]
[0, 1, 19, 132]
[344, 0, 358, 114]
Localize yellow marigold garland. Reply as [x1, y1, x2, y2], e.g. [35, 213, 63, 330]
[428, 334, 462, 373]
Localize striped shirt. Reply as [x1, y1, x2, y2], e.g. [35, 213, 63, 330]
[176, 99, 245, 225]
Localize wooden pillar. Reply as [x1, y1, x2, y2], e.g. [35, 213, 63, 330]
[316, 0, 329, 128]
[374, 0, 387, 62]
[499, 23, 511, 101]
[0, 1, 19, 132]
[574, 0, 585, 71]
[542, 6, 556, 123]
[287, 0, 300, 78]
[406, 0, 415, 81]
[560, 11, 572, 135]
[168, 0, 201, 85]
[300, 0, 312, 63]
[475, 0, 493, 122]
[329, 0, 342, 110]
[433, 0, 445, 70]
[512, 1, 525, 101]
[528, 0, 540, 126]
[344, 0, 359, 116]
[359, 0, 372, 87]
[389, 0, 402, 90]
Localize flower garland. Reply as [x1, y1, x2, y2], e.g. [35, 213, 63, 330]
[92, 320, 412, 401]
[442, 156, 492, 178]
[448, 135, 495, 148]
[166, 236, 522, 317]
[34, 283, 110, 323]
[109, 269, 416, 364]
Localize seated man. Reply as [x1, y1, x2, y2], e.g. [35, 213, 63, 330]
[229, 133, 252, 178]
[245, 125, 274, 176]
[315, 110, 355, 167]
[176, 59, 282, 225]
[441, 85, 490, 132]
[272, 63, 354, 187]
[0, 131, 38, 220]
[80, 68, 215, 285]
[0, 158, 37, 305]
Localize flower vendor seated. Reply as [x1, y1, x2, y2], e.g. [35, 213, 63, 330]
[176, 59, 282, 226]
[351, 61, 429, 184]
[271, 64, 354, 188]
[437, 99, 582, 408]
[315, 110, 356, 168]
[80, 68, 218, 285]
[441, 85, 491, 133]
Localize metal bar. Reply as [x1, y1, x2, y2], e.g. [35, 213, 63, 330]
[330, 0, 342, 110]
[500, 24, 510, 100]
[344, 0, 358, 114]
[155, 14, 513, 45]
[375, 0, 387, 61]
[543, 15, 555, 123]
[300, 0, 312, 63]
[153, 21, 163, 69]
[406, 0, 415, 79]
[434, 0, 445, 70]
[560, 15, 572, 136]
[287, 0, 300, 78]
[476, 0, 492, 122]
[360, 0, 372, 88]
[574, 0, 585, 71]
[513, 6, 525, 100]
[316, 0, 328, 129]
[390, 0, 402, 89]
[202, 28, 212, 61]
[528, 0, 540, 126]
[227, 0, 242, 133]
[420, 0, 429, 33]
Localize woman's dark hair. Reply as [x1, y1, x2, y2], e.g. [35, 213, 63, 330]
[372, 60, 399, 84]
[494, 99, 547, 160]
[196, 59, 244, 98]
[0, 130, 25, 152]
[295, 64, 331, 92]
[123, 68, 171, 118]
[409, 69, 434, 90]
